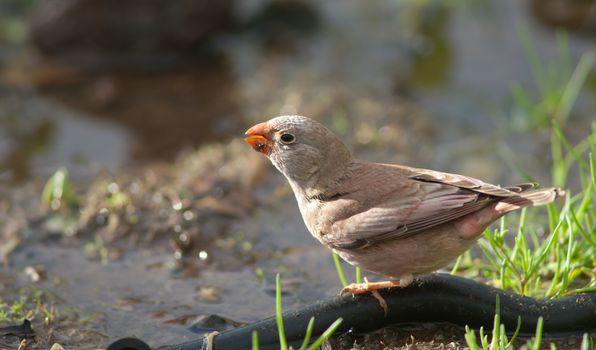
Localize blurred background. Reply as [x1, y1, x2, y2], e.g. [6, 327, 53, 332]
[0, 0, 594, 185]
[0, 0, 595, 348]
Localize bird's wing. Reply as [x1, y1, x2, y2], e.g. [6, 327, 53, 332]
[326, 165, 525, 249]
[408, 168, 527, 197]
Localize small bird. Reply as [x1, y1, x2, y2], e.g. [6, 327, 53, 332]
[244, 115, 564, 296]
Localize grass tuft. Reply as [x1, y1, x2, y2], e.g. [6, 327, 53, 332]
[454, 25, 596, 298]
[464, 295, 522, 350]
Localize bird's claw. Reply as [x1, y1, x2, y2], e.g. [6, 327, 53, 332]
[341, 282, 373, 295]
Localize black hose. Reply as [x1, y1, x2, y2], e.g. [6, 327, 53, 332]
[107, 274, 596, 350]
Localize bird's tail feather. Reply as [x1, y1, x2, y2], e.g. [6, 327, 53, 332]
[495, 187, 565, 213]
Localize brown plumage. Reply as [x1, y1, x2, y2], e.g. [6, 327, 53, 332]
[245, 115, 564, 289]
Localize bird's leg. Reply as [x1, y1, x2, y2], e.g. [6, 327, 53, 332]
[340, 275, 414, 316]
[341, 279, 401, 294]
[341, 274, 413, 294]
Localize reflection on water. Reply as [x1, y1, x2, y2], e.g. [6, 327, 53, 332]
[35, 54, 241, 160]
[0, 106, 53, 182]
[0, 93, 131, 184]
[397, 1, 453, 89]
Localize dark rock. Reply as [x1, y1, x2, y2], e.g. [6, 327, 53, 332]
[187, 314, 241, 334]
[531, 0, 596, 33]
[0, 319, 35, 338]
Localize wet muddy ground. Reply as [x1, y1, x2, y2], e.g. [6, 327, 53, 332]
[1, 0, 595, 349]
[1, 144, 349, 348]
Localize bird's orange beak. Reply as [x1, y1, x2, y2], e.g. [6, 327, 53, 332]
[244, 122, 272, 155]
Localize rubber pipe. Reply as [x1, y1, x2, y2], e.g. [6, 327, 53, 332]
[107, 273, 596, 350]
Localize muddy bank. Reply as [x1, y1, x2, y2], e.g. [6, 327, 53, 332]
[1, 140, 346, 348]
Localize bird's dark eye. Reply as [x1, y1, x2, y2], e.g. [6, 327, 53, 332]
[280, 133, 295, 144]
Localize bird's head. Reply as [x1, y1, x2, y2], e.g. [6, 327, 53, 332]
[245, 115, 352, 189]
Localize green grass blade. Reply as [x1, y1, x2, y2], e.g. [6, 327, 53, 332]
[275, 273, 288, 350]
[355, 267, 362, 284]
[464, 326, 480, 350]
[479, 326, 489, 350]
[450, 255, 464, 274]
[525, 219, 564, 281]
[490, 295, 501, 350]
[332, 252, 348, 287]
[554, 53, 595, 123]
[531, 317, 544, 350]
[307, 318, 343, 350]
[299, 317, 315, 350]
[580, 333, 591, 350]
[569, 205, 596, 248]
[507, 316, 522, 348]
[252, 331, 259, 350]
[500, 324, 507, 350]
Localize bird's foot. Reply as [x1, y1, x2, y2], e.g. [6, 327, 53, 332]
[341, 277, 403, 316]
[341, 275, 414, 316]
[341, 278, 402, 295]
